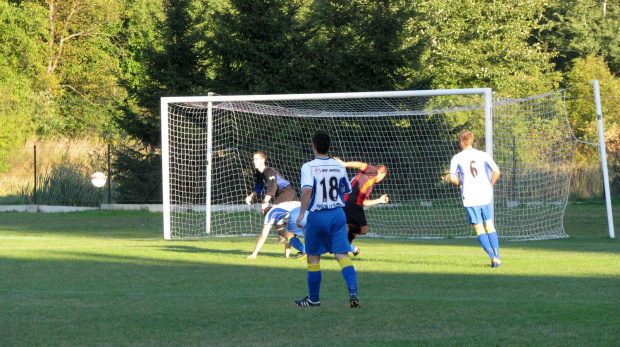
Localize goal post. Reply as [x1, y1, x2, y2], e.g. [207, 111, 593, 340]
[161, 87, 583, 241]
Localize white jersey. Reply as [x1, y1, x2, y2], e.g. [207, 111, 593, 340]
[300, 157, 352, 212]
[264, 201, 301, 226]
[449, 148, 499, 207]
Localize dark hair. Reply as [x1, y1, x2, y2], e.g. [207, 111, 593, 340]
[312, 130, 330, 154]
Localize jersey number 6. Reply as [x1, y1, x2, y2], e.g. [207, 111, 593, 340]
[470, 160, 478, 178]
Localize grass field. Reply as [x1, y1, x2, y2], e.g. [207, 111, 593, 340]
[0, 202, 619, 346]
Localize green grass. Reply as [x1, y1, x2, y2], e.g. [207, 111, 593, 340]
[0, 203, 619, 346]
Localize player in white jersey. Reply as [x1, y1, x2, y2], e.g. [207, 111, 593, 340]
[449, 130, 502, 268]
[247, 201, 306, 259]
[294, 130, 360, 308]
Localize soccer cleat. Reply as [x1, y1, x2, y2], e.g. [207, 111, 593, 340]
[491, 257, 502, 268]
[352, 246, 361, 256]
[294, 296, 320, 307]
[349, 293, 361, 308]
[296, 252, 307, 259]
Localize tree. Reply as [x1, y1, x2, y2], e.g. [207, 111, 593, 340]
[301, 0, 418, 92]
[114, 0, 210, 203]
[537, 0, 620, 76]
[117, 0, 208, 148]
[206, 0, 308, 94]
[0, 1, 48, 171]
[564, 55, 620, 194]
[406, 0, 561, 98]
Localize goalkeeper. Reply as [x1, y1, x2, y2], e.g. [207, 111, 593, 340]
[334, 157, 389, 256]
[245, 151, 297, 214]
[448, 130, 502, 268]
[247, 201, 307, 259]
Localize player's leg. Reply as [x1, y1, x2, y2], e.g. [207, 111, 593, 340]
[347, 224, 362, 256]
[481, 205, 501, 267]
[331, 209, 360, 308]
[466, 206, 495, 263]
[345, 206, 366, 256]
[295, 211, 327, 307]
[284, 213, 306, 258]
[484, 220, 501, 267]
[284, 241, 291, 258]
[283, 230, 306, 258]
[273, 188, 297, 243]
[335, 253, 360, 308]
[473, 223, 494, 259]
[294, 254, 321, 307]
[274, 223, 286, 244]
[247, 224, 272, 259]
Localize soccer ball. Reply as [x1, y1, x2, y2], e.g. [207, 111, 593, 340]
[91, 172, 107, 188]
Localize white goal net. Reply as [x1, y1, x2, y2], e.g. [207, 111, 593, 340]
[161, 89, 576, 241]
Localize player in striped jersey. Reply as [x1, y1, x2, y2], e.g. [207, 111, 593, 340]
[247, 201, 306, 259]
[245, 151, 297, 244]
[335, 158, 389, 256]
[449, 130, 502, 268]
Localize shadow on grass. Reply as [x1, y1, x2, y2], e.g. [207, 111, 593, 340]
[0, 247, 618, 347]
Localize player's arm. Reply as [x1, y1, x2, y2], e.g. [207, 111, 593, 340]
[448, 174, 460, 186]
[332, 157, 368, 170]
[261, 168, 279, 210]
[246, 171, 263, 204]
[491, 168, 501, 186]
[261, 195, 272, 212]
[363, 194, 389, 206]
[297, 187, 312, 228]
[246, 191, 256, 204]
[247, 224, 272, 259]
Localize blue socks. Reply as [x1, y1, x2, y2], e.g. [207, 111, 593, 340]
[290, 236, 305, 253]
[477, 233, 495, 260]
[487, 231, 500, 259]
[307, 264, 321, 302]
[338, 257, 358, 295]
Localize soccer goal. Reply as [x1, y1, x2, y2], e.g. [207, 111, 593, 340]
[161, 87, 607, 241]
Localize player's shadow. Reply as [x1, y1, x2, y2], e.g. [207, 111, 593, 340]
[158, 245, 247, 256]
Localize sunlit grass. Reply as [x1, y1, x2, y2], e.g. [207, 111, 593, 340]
[0, 204, 618, 346]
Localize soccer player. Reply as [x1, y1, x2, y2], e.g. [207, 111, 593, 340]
[245, 151, 297, 243]
[245, 151, 297, 213]
[294, 130, 360, 308]
[247, 201, 306, 259]
[334, 157, 389, 256]
[448, 130, 502, 268]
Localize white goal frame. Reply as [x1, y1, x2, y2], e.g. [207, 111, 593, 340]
[161, 88, 493, 239]
[161, 85, 614, 240]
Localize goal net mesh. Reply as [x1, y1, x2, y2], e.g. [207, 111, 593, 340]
[163, 90, 574, 240]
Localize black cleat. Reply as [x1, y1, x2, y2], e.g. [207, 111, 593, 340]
[296, 252, 307, 259]
[294, 296, 321, 307]
[349, 293, 361, 308]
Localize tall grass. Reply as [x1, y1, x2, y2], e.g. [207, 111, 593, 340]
[19, 163, 106, 206]
[571, 161, 606, 200]
[0, 139, 108, 205]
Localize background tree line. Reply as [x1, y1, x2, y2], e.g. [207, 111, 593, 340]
[1, 0, 619, 201]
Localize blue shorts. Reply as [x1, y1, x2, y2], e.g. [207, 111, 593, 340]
[465, 204, 493, 225]
[286, 208, 307, 236]
[305, 208, 350, 255]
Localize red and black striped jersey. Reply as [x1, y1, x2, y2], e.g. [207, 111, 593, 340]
[344, 163, 378, 207]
